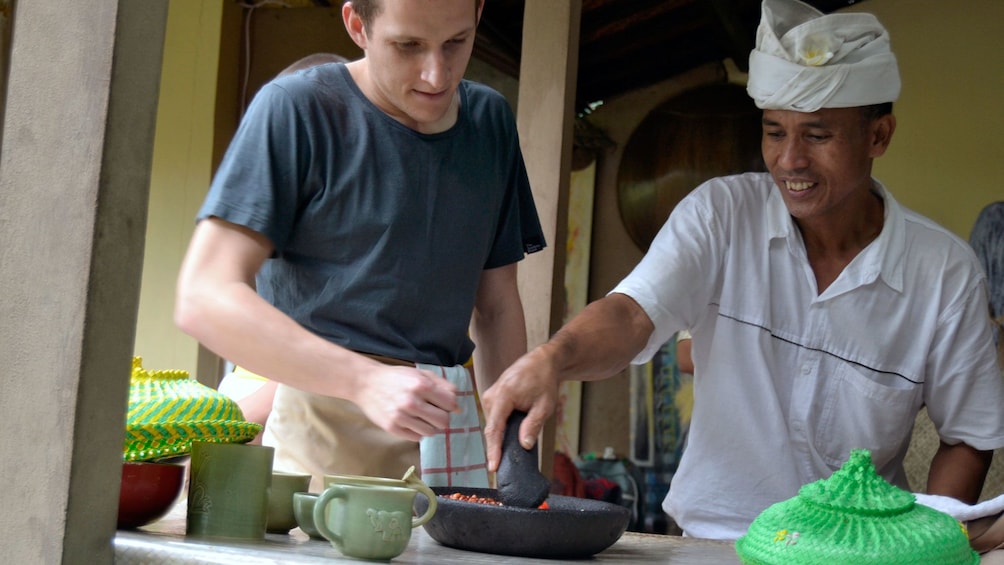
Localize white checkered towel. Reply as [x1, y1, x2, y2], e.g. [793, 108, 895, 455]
[418, 364, 489, 488]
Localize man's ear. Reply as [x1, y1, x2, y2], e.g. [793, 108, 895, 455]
[869, 113, 896, 158]
[342, 2, 367, 49]
[476, 0, 485, 24]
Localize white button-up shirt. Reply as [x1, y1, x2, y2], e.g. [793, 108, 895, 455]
[612, 172, 1004, 539]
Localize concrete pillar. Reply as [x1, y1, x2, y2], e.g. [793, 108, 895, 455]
[0, 1, 167, 562]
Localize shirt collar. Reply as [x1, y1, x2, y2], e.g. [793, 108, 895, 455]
[869, 180, 905, 293]
[765, 178, 906, 294]
[766, 185, 792, 240]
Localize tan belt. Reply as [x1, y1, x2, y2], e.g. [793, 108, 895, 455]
[357, 351, 414, 367]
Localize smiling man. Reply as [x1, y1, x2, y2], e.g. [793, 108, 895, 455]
[175, 0, 544, 491]
[481, 0, 1004, 541]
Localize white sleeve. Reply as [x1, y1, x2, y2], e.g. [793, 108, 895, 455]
[610, 181, 725, 363]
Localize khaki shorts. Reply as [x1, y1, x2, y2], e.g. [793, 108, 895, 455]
[262, 384, 420, 493]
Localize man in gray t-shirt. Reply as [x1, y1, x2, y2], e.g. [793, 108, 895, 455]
[175, 0, 544, 487]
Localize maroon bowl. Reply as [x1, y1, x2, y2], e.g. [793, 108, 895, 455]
[117, 461, 186, 529]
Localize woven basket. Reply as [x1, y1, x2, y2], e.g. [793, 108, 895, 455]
[735, 449, 979, 565]
[124, 357, 262, 462]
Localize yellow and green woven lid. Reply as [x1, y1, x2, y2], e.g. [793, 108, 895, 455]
[124, 357, 262, 462]
[735, 449, 979, 565]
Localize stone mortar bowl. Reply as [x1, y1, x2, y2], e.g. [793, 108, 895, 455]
[415, 486, 631, 559]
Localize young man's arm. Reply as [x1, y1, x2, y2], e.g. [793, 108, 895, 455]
[175, 217, 458, 440]
[469, 263, 527, 397]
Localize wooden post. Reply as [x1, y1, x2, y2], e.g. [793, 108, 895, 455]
[515, 0, 582, 478]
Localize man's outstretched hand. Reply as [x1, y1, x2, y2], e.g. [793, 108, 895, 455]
[481, 347, 560, 473]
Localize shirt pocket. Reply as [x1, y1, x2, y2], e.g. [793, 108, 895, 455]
[814, 363, 920, 469]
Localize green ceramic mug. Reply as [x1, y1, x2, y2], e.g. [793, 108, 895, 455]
[322, 465, 437, 519]
[186, 441, 274, 540]
[313, 482, 436, 561]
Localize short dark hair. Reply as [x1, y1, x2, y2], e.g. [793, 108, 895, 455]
[861, 102, 893, 122]
[345, 0, 481, 34]
[346, 0, 381, 34]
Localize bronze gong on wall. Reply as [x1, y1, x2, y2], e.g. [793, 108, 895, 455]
[617, 82, 765, 251]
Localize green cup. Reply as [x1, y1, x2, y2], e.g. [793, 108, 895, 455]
[267, 470, 312, 534]
[186, 441, 274, 540]
[292, 492, 325, 540]
[322, 465, 437, 519]
[313, 483, 436, 561]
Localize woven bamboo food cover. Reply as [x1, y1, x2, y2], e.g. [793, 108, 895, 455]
[124, 357, 262, 462]
[735, 449, 979, 565]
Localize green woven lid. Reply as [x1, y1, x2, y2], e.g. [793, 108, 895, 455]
[735, 449, 978, 565]
[124, 357, 262, 462]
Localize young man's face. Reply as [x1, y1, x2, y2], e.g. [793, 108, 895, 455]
[350, 0, 481, 132]
[760, 107, 894, 224]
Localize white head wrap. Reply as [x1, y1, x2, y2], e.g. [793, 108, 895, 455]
[747, 0, 900, 112]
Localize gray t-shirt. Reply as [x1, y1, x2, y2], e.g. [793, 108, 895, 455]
[199, 63, 545, 366]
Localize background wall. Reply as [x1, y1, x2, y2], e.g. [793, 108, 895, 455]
[133, 0, 224, 375]
[848, 0, 1004, 239]
[241, 6, 360, 107]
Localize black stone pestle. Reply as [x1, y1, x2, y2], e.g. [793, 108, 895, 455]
[496, 410, 551, 508]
